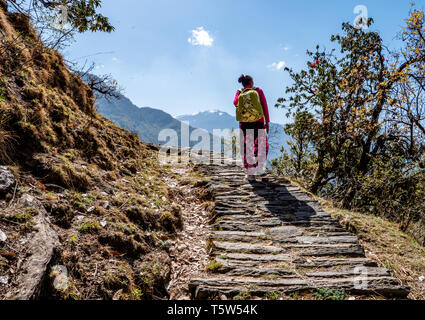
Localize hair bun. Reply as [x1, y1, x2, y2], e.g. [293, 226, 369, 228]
[238, 74, 245, 84]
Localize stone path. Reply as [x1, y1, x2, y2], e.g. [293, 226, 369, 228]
[188, 154, 410, 299]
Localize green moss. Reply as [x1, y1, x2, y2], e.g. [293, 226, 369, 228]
[206, 260, 223, 272]
[0, 85, 5, 103]
[265, 291, 282, 300]
[290, 292, 299, 300]
[71, 234, 78, 245]
[8, 207, 38, 222]
[314, 288, 347, 300]
[130, 288, 143, 300]
[233, 291, 251, 300]
[78, 220, 102, 233]
[104, 272, 130, 291]
[73, 201, 86, 211]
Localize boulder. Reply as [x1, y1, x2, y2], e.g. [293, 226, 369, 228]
[4, 195, 59, 300]
[0, 166, 15, 194]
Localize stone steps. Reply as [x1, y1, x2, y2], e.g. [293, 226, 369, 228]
[211, 232, 357, 244]
[206, 265, 391, 279]
[189, 159, 410, 299]
[215, 256, 380, 269]
[189, 277, 409, 299]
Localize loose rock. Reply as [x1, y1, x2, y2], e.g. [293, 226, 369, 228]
[0, 166, 15, 194]
[0, 229, 7, 242]
[19, 194, 35, 207]
[0, 276, 9, 285]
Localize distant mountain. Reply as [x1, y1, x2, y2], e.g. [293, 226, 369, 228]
[177, 110, 239, 133]
[95, 94, 212, 148]
[176, 110, 289, 161]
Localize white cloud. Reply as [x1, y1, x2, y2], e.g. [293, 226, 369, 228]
[95, 64, 105, 70]
[112, 57, 120, 62]
[283, 46, 289, 51]
[268, 61, 286, 71]
[188, 27, 214, 47]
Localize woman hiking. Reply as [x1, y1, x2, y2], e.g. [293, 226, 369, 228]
[234, 74, 270, 181]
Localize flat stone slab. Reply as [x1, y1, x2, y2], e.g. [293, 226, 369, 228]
[294, 257, 379, 268]
[215, 253, 292, 262]
[266, 226, 303, 237]
[212, 231, 267, 238]
[296, 236, 359, 244]
[189, 277, 409, 298]
[213, 241, 283, 254]
[305, 267, 391, 278]
[219, 267, 298, 278]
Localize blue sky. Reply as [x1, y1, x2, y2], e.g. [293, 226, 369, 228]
[65, 0, 421, 125]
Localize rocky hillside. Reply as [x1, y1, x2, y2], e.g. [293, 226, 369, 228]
[0, 4, 201, 300]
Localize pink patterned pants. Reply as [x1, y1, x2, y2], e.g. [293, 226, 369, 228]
[239, 122, 269, 175]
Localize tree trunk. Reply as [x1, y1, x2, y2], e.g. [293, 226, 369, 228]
[310, 151, 326, 193]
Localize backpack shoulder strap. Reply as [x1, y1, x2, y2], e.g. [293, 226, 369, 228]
[241, 87, 256, 93]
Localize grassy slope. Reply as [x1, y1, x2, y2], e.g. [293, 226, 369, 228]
[0, 8, 183, 300]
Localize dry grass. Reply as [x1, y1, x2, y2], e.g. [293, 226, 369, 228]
[0, 111, 15, 163]
[321, 202, 425, 300]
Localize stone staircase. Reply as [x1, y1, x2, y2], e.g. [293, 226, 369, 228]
[188, 153, 410, 300]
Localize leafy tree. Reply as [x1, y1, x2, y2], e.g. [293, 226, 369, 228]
[271, 111, 316, 178]
[7, 0, 114, 34]
[2, 0, 119, 99]
[274, 6, 425, 228]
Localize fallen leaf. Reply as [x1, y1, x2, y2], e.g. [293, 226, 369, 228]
[37, 181, 46, 191]
[0, 249, 17, 260]
[108, 250, 122, 256]
[159, 234, 169, 241]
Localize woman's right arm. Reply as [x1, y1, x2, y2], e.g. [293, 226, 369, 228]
[233, 91, 240, 107]
[257, 88, 270, 133]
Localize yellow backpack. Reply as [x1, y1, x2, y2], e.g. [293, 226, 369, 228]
[236, 87, 264, 122]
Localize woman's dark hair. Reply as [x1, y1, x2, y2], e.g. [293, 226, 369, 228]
[238, 74, 253, 87]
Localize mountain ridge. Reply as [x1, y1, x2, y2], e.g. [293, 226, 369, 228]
[95, 93, 213, 148]
[176, 110, 289, 161]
